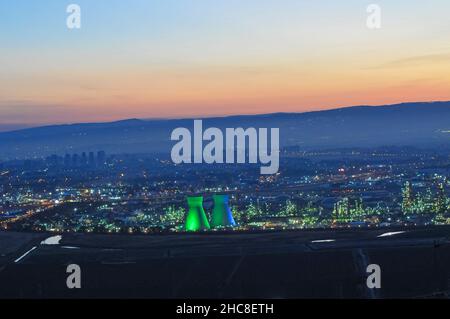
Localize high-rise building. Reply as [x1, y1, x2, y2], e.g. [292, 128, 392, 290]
[211, 194, 236, 228]
[64, 154, 71, 167]
[72, 154, 79, 167]
[81, 152, 88, 166]
[88, 152, 95, 167]
[97, 151, 106, 166]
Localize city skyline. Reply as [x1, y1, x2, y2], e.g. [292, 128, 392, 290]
[1, 0, 450, 125]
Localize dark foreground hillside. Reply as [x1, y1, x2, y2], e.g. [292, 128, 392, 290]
[1, 227, 450, 298]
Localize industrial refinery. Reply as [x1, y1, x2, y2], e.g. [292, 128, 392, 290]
[185, 195, 237, 231]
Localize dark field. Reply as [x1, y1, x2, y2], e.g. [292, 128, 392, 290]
[1, 227, 450, 298]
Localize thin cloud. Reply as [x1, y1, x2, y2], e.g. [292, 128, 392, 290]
[371, 53, 450, 69]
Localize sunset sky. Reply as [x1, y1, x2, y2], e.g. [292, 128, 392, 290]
[1, 0, 450, 125]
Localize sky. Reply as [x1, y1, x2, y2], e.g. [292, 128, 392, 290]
[1, 0, 450, 126]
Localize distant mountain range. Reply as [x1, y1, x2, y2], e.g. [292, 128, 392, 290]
[0, 101, 449, 160]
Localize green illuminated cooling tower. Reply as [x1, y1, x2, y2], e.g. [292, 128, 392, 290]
[185, 196, 211, 231]
[211, 194, 237, 228]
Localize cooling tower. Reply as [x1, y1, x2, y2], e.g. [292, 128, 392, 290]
[211, 194, 237, 228]
[185, 196, 211, 231]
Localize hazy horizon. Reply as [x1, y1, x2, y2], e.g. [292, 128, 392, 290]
[0, 99, 448, 133]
